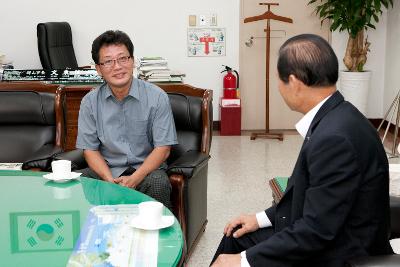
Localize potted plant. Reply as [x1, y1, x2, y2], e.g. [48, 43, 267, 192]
[308, 0, 393, 115]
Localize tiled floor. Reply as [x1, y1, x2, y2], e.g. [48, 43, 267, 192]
[186, 134, 400, 266]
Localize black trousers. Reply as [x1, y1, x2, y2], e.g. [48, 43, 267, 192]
[211, 226, 275, 265]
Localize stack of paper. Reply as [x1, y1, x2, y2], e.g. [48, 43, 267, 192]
[138, 57, 185, 83]
[0, 163, 23, 170]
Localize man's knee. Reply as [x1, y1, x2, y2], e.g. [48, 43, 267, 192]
[145, 170, 171, 193]
[137, 170, 172, 207]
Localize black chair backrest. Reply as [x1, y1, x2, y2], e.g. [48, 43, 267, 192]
[167, 93, 203, 164]
[37, 22, 78, 70]
[0, 91, 57, 162]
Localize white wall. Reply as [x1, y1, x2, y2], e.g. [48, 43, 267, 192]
[0, 0, 240, 120]
[332, 11, 388, 119]
[384, 3, 400, 121]
[0, 1, 394, 120]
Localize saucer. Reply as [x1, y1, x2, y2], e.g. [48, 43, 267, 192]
[130, 215, 174, 230]
[43, 172, 81, 183]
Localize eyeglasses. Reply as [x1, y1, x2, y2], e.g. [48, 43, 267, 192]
[98, 56, 132, 68]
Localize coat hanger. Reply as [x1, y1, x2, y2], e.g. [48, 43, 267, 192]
[244, 2, 293, 141]
[244, 3, 293, 24]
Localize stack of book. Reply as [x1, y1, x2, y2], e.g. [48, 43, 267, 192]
[138, 57, 185, 83]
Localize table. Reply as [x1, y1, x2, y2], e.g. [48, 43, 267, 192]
[0, 170, 183, 267]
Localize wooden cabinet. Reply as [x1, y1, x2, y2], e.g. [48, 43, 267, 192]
[63, 85, 93, 151]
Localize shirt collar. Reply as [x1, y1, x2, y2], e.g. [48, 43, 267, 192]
[104, 78, 139, 100]
[295, 95, 332, 138]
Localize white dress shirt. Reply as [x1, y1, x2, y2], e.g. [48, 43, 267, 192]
[240, 94, 332, 267]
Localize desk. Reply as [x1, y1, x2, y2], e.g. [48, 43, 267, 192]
[0, 170, 183, 267]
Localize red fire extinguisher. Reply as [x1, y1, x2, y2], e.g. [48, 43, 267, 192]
[221, 65, 239, 99]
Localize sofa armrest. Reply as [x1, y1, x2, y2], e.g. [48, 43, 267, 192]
[53, 149, 87, 170]
[347, 255, 400, 267]
[22, 144, 63, 171]
[167, 150, 210, 178]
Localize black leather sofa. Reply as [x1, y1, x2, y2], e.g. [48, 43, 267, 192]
[54, 83, 213, 262]
[0, 82, 66, 170]
[347, 196, 400, 266]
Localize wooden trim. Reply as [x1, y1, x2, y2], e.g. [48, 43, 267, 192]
[201, 90, 213, 154]
[54, 86, 67, 149]
[269, 178, 284, 204]
[156, 83, 207, 97]
[169, 173, 187, 263]
[0, 81, 60, 93]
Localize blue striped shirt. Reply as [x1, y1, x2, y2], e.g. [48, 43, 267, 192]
[76, 78, 178, 177]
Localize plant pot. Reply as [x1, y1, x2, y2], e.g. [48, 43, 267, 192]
[339, 70, 371, 116]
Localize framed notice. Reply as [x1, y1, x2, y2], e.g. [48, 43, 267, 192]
[188, 28, 226, 57]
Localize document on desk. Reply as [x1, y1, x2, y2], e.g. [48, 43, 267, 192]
[67, 204, 158, 267]
[0, 163, 22, 170]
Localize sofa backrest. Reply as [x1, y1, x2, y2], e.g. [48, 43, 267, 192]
[0, 82, 66, 163]
[0, 91, 57, 162]
[167, 93, 203, 164]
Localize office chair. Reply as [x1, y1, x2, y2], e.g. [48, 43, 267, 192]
[37, 22, 79, 70]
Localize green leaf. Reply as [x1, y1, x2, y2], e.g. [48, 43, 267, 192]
[374, 0, 382, 11]
[307, 0, 394, 71]
[357, 62, 364, 72]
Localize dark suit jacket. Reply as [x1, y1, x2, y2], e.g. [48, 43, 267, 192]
[247, 91, 393, 267]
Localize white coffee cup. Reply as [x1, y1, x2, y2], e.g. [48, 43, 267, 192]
[51, 160, 72, 179]
[138, 201, 163, 228]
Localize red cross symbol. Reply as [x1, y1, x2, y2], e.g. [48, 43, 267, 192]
[199, 37, 215, 55]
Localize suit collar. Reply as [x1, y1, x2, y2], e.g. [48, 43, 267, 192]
[283, 91, 344, 194]
[306, 90, 344, 137]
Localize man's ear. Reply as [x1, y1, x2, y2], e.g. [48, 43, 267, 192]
[288, 74, 302, 94]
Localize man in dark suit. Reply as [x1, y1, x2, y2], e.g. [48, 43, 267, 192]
[211, 34, 393, 267]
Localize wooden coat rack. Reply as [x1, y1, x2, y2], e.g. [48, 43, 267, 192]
[244, 3, 292, 141]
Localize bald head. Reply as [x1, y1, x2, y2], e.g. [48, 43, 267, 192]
[277, 34, 338, 87]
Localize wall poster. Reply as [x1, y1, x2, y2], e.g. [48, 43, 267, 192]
[187, 28, 226, 57]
